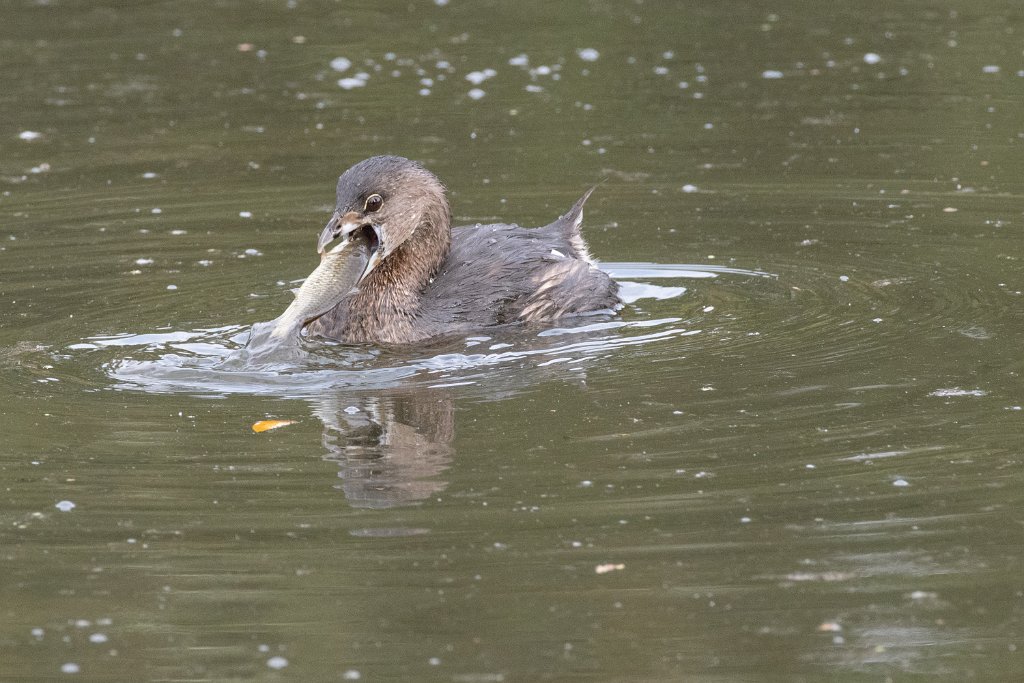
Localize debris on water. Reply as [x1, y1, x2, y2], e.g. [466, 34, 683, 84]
[467, 88, 486, 100]
[166, 284, 178, 290]
[330, 57, 352, 72]
[863, 52, 881, 64]
[89, 633, 108, 643]
[508, 53, 529, 67]
[55, 500, 76, 512]
[892, 478, 909, 487]
[338, 77, 366, 90]
[266, 656, 289, 670]
[577, 48, 600, 62]
[682, 183, 698, 193]
[343, 670, 362, 680]
[252, 419, 296, 433]
[982, 64, 1000, 74]
[762, 69, 784, 79]
[595, 563, 625, 574]
[19, 130, 43, 141]
[239, 211, 252, 218]
[929, 387, 988, 398]
[135, 257, 154, 266]
[343, 406, 359, 414]
[465, 68, 496, 85]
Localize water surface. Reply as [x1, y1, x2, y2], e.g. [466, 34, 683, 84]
[1, 1, 1022, 681]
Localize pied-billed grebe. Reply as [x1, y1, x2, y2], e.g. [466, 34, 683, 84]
[306, 155, 620, 344]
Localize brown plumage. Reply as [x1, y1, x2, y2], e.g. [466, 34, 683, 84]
[306, 155, 620, 345]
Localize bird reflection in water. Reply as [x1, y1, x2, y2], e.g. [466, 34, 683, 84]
[308, 389, 454, 509]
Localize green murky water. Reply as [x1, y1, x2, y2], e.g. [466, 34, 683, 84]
[2, 1, 1022, 680]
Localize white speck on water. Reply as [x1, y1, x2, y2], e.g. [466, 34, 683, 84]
[89, 633, 108, 644]
[171, 229, 187, 235]
[244, 248, 262, 256]
[74, 619, 91, 628]
[258, 644, 270, 653]
[344, 406, 359, 414]
[419, 88, 431, 96]
[550, 248, 565, 258]
[342, 671, 362, 681]
[338, 77, 366, 89]
[682, 183, 698, 193]
[929, 387, 988, 398]
[700, 386, 715, 392]
[142, 171, 158, 178]
[434, 0, 449, 5]
[577, 47, 600, 62]
[428, 657, 442, 666]
[533, 64, 552, 76]
[678, 81, 689, 88]
[19, 130, 43, 141]
[839, 275, 850, 282]
[166, 284, 178, 290]
[467, 88, 486, 100]
[55, 500, 76, 512]
[329, 57, 351, 72]
[703, 122, 714, 129]
[740, 517, 752, 523]
[197, 259, 212, 266]
[419, 77, 433, 87]
[762, 69, 784, 79]
[653, 66, 669, 75]
[135, 257, 154, 266]
[266, 656, 289, 670]
[806, 464, 816, 469]
[863, 52, 882, 65]
[892, 478, 909, 487]
[151, 207, 162, 214]
[579, 480, 593, 488]
[465, 68, 496, 85]
[509, 53, 529, 67]
[61, 663, 80, 674]
[982, 64, 1000, 74]
[31, 628, 44, 638]
[702, 305, 714, 312]
[239, 211, 252, 218]
[525, 84, 544, 92]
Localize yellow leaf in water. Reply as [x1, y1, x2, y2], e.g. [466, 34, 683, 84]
[252, 419, 295, 433]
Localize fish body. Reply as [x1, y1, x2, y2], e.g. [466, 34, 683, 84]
[243, 234, 370, 357]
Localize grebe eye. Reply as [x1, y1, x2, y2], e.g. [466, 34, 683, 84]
[364, 194, 383, 213]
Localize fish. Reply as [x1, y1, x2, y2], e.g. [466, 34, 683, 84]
[241, 232, 370, 359]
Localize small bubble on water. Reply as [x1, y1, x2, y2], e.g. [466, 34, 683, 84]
[61, 663, 80, 674]
[761, 69, 784, 79]
[89, 633, 108, 644]
[55, 500, 76, 512]
[892, 479, 909, 487]
[343, 671, 362, 681]
[863, 52, 881, 65]
[330, 57, 352, 72]
[982, 64, 1000, 74]
[467, 88, 486, 100]
[577, 48, 600, 62]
